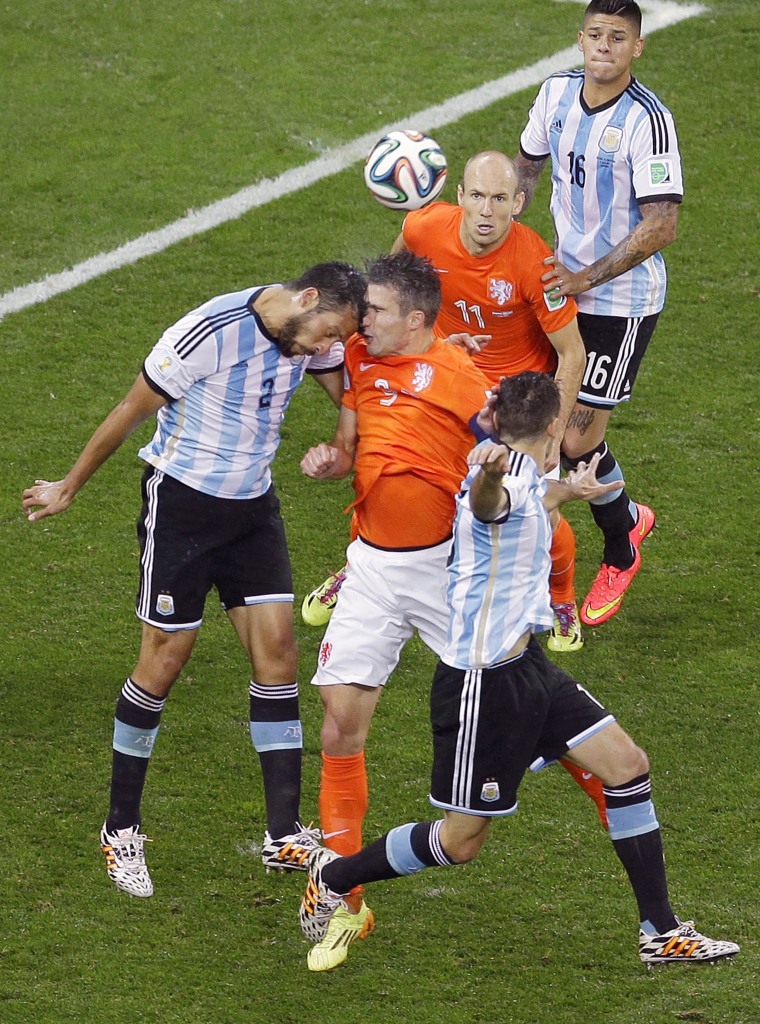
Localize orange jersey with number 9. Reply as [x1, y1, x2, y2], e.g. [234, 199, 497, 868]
[342, 334, 490, 549]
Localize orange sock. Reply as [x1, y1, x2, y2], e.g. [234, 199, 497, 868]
[549, 514, 577, 606]
[319, 751, 369, 909]
[559, 757, 608, 829]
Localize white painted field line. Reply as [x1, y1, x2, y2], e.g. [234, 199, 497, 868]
[0, 0, 705, 322]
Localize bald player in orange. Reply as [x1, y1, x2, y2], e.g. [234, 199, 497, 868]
[392, 150, 587, 654]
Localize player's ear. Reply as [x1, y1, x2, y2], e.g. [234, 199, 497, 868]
[298, 286, 320, 311]
[456, 182, 464, 207]
[633, 36, 645, 59]
[512, 190, 526, 217]
[577, 30, 584, 52]
[408, 309, 425, 330]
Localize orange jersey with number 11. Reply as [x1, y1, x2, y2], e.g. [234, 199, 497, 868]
[402, 202, 578, 386]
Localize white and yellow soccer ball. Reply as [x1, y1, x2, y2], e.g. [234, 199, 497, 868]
[363, 129, 448, 211]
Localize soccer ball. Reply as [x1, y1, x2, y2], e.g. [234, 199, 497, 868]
[363, 129, 448, 211]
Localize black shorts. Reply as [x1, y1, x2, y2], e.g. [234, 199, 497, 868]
[576, 311, 660, 409]
[135, 467, 293, 630]
[429, 638, 614, 816]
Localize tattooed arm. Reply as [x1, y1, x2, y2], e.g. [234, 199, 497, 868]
[540, 201, 680, 298]
[514, 153, 548, 214]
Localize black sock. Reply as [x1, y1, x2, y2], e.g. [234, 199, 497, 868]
[107, 678, 165, 831]
[565, 442, 636, 569]
[605, 774, 677, 933]
[323, 820, 454, 893]
[249, 681, 302, 838]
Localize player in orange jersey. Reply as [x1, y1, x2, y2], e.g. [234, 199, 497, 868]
[299, 252, 491, 971]
[303, 152, 587, 653]
[392, 151, 587, 654]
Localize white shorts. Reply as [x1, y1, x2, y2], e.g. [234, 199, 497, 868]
[311, 537, 451, 689]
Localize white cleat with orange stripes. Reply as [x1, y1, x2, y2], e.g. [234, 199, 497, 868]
[639, 919, 739, 965]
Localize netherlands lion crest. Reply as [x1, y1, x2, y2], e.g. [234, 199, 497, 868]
[488, 278, 513, 307]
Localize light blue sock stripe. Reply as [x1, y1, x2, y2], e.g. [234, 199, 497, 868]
[113, 721, 160, 758]
[591, 459, 625, 505]
[606, 800, 660, 840]
[385, 823, 427, 876]
[249, 719, 303, 752]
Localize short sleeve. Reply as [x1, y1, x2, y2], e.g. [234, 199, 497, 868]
[519, 82, 551, 160]
[630, 108, 684, 204]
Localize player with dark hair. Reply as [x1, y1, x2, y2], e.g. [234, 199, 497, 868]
[300, 250, 491, 970]
[299, 371, 739, 969]
[362, 248, 442, 326]
[515, 0, 681, 626]
[22, 261, 366, 897]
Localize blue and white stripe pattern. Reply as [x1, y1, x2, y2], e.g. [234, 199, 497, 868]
[248, 681, 303, 752]
[442, 448, 554, 670]
[112, 679, 166, 758]
[603, 776, 659, 840]
[139, 286, 342, 499]
[520, 72, 683, 318]
[385, 820, 451, 874]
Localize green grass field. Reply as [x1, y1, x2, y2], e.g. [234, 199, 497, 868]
[2, 2, 758, 1022]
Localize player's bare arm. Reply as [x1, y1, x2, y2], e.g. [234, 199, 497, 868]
[390, 231, 408, 254]
[544, 319, 586, 470]
[312, 367, 345, 409]
[23, 374, 167, 522]
[300, 405, 357, 480]
[467, 444, 511, 521]
[543, 452, 623, 511]
[513, 153, 548, 213]
[541, 201, 680, 297]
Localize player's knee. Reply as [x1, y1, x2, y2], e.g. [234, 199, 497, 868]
[561, 439, 606, 469]
[609, 739, 649, 786]
[258, 630, 299, 678]
[444, 837, 482, 864]
[439, 820, 489, 864]
[135, 636, 192, 690]
[320, 712, 368, 757]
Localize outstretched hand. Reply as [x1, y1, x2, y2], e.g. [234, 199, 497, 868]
[22, 479, 72, 522]
[565, 452, 623, 501]
[444, 332, 492, 354]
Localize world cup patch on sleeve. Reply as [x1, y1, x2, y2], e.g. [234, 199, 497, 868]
[543, 289, 567, 312]
[648, 159, 673, 186]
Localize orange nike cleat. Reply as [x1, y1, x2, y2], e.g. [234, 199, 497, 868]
[629, 503, 656, 552]
[580, 549, 642, 626]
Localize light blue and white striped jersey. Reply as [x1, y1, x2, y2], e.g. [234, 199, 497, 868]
[139, 286, 342, 499]
[442, 447, 553, 670]
[520, 72, 683, 317]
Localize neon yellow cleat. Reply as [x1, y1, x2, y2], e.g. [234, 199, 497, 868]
[547, 601, 583, 653]
[307, 902, 375, 972]
[301, 567, 347, 627]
